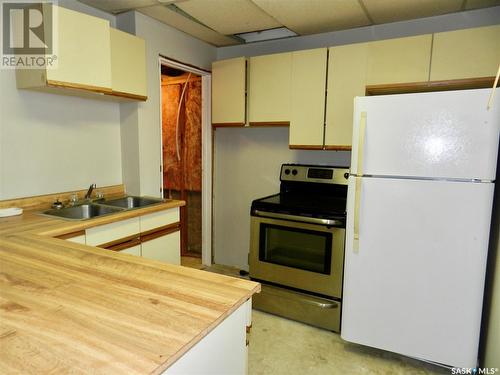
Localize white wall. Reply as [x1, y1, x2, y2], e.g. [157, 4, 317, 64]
[213, 127, 350, 270]
[117, 11, 217, 197]
[217, 6, 500, 59]
[0, 0, 121, 200]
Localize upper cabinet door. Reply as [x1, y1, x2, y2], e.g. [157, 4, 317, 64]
[430, 25, 500, 81]
[325, 43, 369, 149]
[110, 28, 147, 100]
[366, 35, 432, 86]
[212, 57, 247, 126]
[46, 5, 111, 91]
[248, 52, 292, 125]
[290, 48, 327, 148]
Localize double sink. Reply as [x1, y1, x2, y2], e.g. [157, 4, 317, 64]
[42, 196, 166, 220]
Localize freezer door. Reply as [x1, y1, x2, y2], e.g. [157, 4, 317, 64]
[342, 176, 494, 368]
[350, 89, 500, 181]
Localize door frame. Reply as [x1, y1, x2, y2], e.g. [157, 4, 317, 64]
[158, 56, 212, 266]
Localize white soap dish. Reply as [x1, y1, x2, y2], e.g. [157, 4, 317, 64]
[0, 207, 23, 217]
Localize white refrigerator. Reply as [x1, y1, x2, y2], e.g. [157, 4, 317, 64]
[342, 88, 500, 368]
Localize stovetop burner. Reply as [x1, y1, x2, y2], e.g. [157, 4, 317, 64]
[251, 164, 349, 220]
[253, 193, 346, 218]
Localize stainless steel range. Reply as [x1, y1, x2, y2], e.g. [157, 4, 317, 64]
[249, 164, 348, 332]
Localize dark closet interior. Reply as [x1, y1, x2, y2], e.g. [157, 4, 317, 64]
[161, 66, 202, 257]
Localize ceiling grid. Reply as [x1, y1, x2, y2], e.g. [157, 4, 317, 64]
[78, 0, 500, 46]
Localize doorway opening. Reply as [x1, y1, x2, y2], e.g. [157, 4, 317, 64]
[160, 60, 208, 265]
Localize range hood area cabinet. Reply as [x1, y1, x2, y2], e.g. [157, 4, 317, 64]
[289, 48, 327, 149]
[16, 5, 147, 102]
[212, 57, 247, 126]
[248, 52, 292, 126]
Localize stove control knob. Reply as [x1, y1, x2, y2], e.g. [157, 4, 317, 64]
[344, 172, 349, 179]
[292, 169, 298, 176]
[284, 169, 291, 175]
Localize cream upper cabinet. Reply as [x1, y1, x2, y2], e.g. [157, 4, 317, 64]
[248, 52, 291, 124]
[430, 25, 500, 81]
[325, 43, 369, 149]
[290, 48, 327, 148]
[212, 57, 247, 125]
[16, 5, 147, 102]
[16, 4, 112, 93]
[48, 5, 111, 90]
[366, 35, 432, 86]
[110, 28, 147, 100]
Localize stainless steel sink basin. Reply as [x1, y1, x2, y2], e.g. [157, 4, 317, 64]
[100, 196, 165, 209]
[42, 203, 125, 220]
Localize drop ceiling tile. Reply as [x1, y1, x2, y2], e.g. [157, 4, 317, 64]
[139, 5, 240, 46]
[176, 0, 282, 35]
[362, 0, 462, 24]
[464, 0, 500, 9]
[251, 0, 371, 35]
[78, 0, 158, 14]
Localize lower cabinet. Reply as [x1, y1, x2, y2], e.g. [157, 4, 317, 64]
[141, 231, 180, 264]
[140, 208, 181, 265]
[119, 245, 141, 256]
[82, 207, 181, 265]
[163, 299, 252, 375]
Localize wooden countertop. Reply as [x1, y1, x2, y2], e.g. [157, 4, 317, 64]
[0, 200, 260, 374]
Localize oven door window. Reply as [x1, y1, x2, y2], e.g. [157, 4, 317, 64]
[259, 224, 332, 274]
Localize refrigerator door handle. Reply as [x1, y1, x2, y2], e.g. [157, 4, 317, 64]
[356, 112, 367, 175]
[353, 176, 362, 253]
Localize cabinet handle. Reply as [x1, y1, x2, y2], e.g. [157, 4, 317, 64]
[353, 177, 362, 253]
[356, 111, 367, 175]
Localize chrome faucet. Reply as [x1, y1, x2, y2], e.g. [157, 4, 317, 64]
[84, 184, 96, 200]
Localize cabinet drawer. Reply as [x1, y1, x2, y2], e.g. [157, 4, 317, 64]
[56, 230, 86, 244]
[86, 217, 140, 246]
[67, 235, 86, 245]
[140, 208, 180, 232]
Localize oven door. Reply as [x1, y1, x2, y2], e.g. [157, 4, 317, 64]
[249, 213, 345, 299]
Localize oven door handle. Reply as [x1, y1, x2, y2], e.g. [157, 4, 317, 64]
[252, 210, 343, 227]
